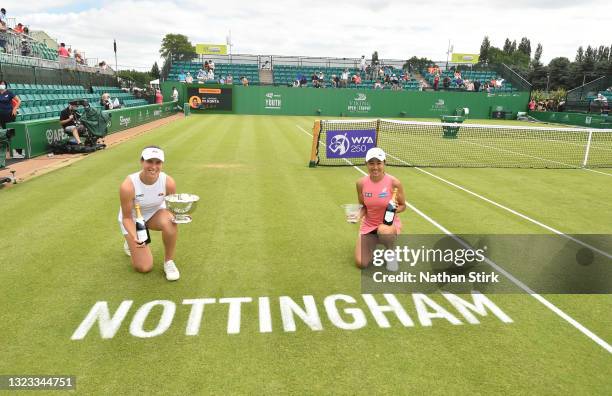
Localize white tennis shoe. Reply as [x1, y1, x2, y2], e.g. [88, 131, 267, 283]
[164, 260, 180, 281]
[386, 258, 399, 272]
[123, 240, 131, 257]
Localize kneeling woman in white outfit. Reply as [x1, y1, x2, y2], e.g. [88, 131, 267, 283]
[118, 146, 180, 281]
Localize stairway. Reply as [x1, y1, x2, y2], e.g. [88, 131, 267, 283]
[413, 71, 429, 90]
[259, 69, 273, 85]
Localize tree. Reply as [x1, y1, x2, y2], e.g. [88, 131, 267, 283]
[159, 33, 196, 61]
[503, 38, 512, 54]
[479, 36, 491, 64]
[403, 56, 435, 72]
[547, 57, 571, 90]
[510, 40, 517, 54]
[151, 62, 160, 79]
[575, 46, 584, 63]
[117, 69, 153, 88]
[518, 37, 531, 57]
[534, 43, 543, 63]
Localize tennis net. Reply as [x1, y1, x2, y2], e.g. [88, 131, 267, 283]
[308, 119, 612, 168]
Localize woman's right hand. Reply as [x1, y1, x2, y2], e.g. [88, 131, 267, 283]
[133, 237, 146, 248]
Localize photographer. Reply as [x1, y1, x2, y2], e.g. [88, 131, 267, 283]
[60, 103, 85, 145]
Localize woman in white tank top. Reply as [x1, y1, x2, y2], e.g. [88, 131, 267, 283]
[118, 146, 180, 281]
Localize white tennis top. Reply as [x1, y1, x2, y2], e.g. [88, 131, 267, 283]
[118, 171, 167, 223]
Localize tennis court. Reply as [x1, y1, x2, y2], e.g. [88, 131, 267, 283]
[1, 114, 610, 394]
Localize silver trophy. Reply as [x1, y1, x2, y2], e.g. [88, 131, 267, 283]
[165, 193, 200, 224]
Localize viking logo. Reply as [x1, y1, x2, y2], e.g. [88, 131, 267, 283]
[329, 134, 350, 155]
[355, 93, 367, 101]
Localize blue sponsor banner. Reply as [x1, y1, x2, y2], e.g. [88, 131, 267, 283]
[326, 129, 376, 158]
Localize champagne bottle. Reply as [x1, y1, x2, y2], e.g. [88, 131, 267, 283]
[383, 187, 398, 226]
[134, 204, 151, 245]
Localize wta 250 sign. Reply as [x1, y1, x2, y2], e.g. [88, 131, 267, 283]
[326, 129, 376, 158]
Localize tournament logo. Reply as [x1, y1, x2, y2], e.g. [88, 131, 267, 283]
[431, 99, 448, 112]
[326, 129, 376, 158]
[264, 92, 282, 109]
[348, 93, 371, 113]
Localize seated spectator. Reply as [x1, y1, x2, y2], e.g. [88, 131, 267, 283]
[473, 80, 481, 92]
[204, 61, 209, 72]
[178, 70, 186, 82]
[455, 77, 464, 87]
[340, 69, 349, 88]
[197, 68, 206, 82]
[495, 78, 504, 88]
[206, 69, 214, 81]
[14, 23, 24, 34]
[353, 74, 362, 85]
[100, 93, 113, 110]
[318, 71, 325, 88]
[442, 76, 451, 89]
[155, 89, 163, 104]
[241, 76, 249, 86]
[208, 60, 215, 71]
[330, 75, 337, 88]
[433, 74, 440, 91]
[595, 93, 608, 103]
[299, 75, 307, 87]
[58, 42, 70, 57]
[98, 61, 107, 70]
[74, 50, 85, 65]
[226, 74, 233, 84]
[185, 72, 193, 84]
[219, 75, 226, 84]
[311, 72, 319, 88]
[374, 79, 383, 90]
[490, 78, 497, 87]
[60, 103, 85, 145]
[465, 80, 474, 91]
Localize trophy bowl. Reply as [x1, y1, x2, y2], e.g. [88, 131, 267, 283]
[165, 193, 200, 224]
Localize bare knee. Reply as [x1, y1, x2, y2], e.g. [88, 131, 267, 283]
[131, 259, 153, 273]
[133, 264, 153, 273]
[355, 255, 369, 269]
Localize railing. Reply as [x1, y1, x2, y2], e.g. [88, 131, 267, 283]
[495, 63, 532, 92]
[0, 30, 113, 75]
[567, 75, 611, 101]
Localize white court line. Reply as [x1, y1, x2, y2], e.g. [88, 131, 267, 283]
[459, 139, 612, 178]
[296, 123, 612, 353]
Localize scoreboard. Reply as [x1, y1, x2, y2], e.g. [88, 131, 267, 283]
[187, 87, 233, 111]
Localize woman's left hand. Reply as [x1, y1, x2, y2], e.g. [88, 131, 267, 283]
[11, 108, 17, 116]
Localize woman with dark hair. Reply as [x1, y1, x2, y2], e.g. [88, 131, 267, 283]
[0, 80, 22, 157]
[118, 146, 180, 281]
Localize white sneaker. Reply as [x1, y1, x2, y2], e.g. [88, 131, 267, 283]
[386, 258, 399, 272]
[123, 240, 131, 257]
[164, 260, 180, 281]
[12, 150, 24, 159]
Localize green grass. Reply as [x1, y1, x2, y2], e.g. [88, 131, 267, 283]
[1, 115, 611, 394]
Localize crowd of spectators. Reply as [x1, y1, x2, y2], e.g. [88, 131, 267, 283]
[0, 8, 107, 71]
[430, 68, 502, 92]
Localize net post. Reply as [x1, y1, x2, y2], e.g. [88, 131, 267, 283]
[375, 119, 381, 146]
[582, 130, 594, 168]
[309, 120, 321, 167]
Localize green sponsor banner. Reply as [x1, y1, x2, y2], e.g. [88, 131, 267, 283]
[195, 44, 227, 55]
[529, 111, 612, 129]
[7, 103, 177, 158]
[451, 53, 480, 64]
[233, 86, 529, 119]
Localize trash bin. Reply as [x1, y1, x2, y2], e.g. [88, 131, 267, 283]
[440, 115, 464, 139]
[183, 103, 190, 117]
